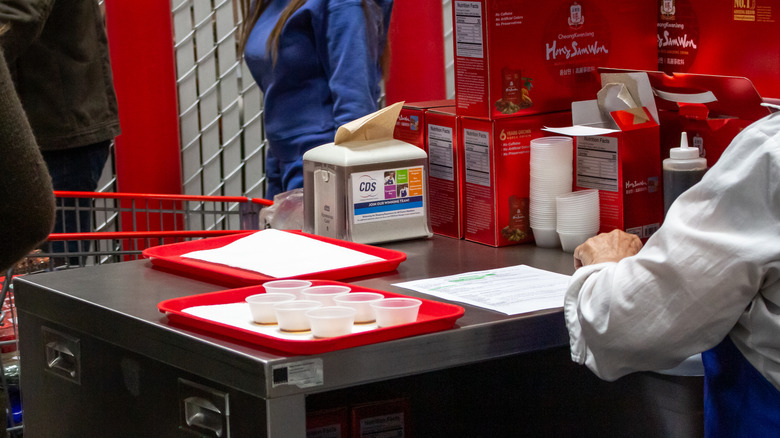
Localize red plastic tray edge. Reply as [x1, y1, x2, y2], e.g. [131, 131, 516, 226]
[142, 230, 407, 287]
[157, 280, 465, 355]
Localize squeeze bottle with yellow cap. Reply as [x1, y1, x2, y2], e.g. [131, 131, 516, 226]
[663, 132, 708, 214]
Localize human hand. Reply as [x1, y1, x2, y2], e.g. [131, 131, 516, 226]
[573, 229, 643, 269]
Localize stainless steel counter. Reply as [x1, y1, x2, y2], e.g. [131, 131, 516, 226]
[15, 236, 578, 437]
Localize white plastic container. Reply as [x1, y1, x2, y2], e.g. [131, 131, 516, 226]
[300, 285, 351, 306]
[303, 138, 432, 244]
[261, 279, 312, 299]
[370, 298, 422, 327]
[273, 300, 323, 332]
[663, 132, 708, 214]
[306, 306, 357, 338]
[245, 293, 296, 324]
[333, 292, 384, 323]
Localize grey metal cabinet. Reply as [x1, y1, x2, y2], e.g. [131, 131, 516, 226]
[14, 237, 694, 437]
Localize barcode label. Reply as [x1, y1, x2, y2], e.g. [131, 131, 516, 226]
[271, 359, 324, 389]
[272, 367, 288, 385]
[643, 223, 660, 238]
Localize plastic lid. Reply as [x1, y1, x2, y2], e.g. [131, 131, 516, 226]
[669, 132, 700, 159]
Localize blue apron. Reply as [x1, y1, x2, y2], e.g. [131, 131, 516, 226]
[701, 337, 780, 437]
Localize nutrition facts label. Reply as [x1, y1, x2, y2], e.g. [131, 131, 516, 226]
[576, 136, 618, 192]
[427, 124, 455, 181]
[454, 1, 483, 59]
[464, 128, 491, 187]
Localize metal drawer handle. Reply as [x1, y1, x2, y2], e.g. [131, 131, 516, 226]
[184, 396, 224, 437]
[45, 341, 77, 379]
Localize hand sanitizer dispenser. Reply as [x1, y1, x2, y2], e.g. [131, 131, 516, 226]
[303, 102, 433, 244]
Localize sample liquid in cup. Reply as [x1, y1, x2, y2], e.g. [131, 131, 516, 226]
[273, 300, 323, 332]
[306, 306, 356, 338]
[333, 292, 384, 324]
[246, 293, 297, 325]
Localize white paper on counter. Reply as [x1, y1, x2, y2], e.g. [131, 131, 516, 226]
[181, 229, 384, 278]
[182, 302, 378, 340]
[393, 265, 570, 315]
[543, 124, 619, 136]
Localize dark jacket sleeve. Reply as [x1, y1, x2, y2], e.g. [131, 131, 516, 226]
[0, 0, 54, 62]
[0, 47, 55, 272]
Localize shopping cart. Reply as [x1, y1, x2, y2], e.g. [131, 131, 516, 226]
[9, 191, 271, 272]
[0, 191, 272, 435]
[0, 276, 20, 436]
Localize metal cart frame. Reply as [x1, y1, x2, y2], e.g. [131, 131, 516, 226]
[1, 191, 271, 434]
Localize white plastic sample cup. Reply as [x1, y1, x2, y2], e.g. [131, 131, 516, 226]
[245, 293, 296, 324]
[262, 279, 313, 299]
[531, 227, 561, 249]
[558, 232, 595, 253]
[273, 300, 323, 332]
[530, 135, 574, 152]
[301, 285, 351, 306]
[370, 298, 422, 328]
[306, 306, 357, 338]
[333, 292, 384, 323]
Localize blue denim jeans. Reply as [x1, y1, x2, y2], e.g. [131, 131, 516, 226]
[41, 141, 111, 264]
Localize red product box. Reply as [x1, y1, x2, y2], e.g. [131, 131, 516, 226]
[646, 71, 769, 168]
[394, 100, 455, 151]
[425, 107, 463, 239]
[452, 0, 657, 120]
[602, 68, 771, 169]
[546, 72, 664, 239]
[572, 108, 663, 239]
[658, 0, 780, 99]
[307, 408, 349, 438]
[461, 111, 572, 247]
[350, 398, 410, 438]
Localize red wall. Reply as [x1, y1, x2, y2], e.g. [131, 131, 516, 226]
[105, 0, 182, 195]
[384, 0, 447, 105]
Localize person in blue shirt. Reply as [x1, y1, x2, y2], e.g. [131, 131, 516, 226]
[239, 0, 393, 199]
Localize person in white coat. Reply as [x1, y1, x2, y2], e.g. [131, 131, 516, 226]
[565, 109, 780, 437]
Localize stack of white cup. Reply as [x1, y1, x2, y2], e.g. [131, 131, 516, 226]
[529, 136, 573, 248]
[555, 189, 600, 252]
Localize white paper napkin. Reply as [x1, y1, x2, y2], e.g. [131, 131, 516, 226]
[182, 229, 384, 277]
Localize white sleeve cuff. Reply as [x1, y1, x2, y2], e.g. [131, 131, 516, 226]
[564, 262, 615, 365]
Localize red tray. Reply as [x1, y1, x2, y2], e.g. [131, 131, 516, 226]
[158, 280, 465, 354]
[142, 231, 407, 287]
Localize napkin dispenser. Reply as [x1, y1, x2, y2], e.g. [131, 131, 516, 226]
[303, 103, 432, 244]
